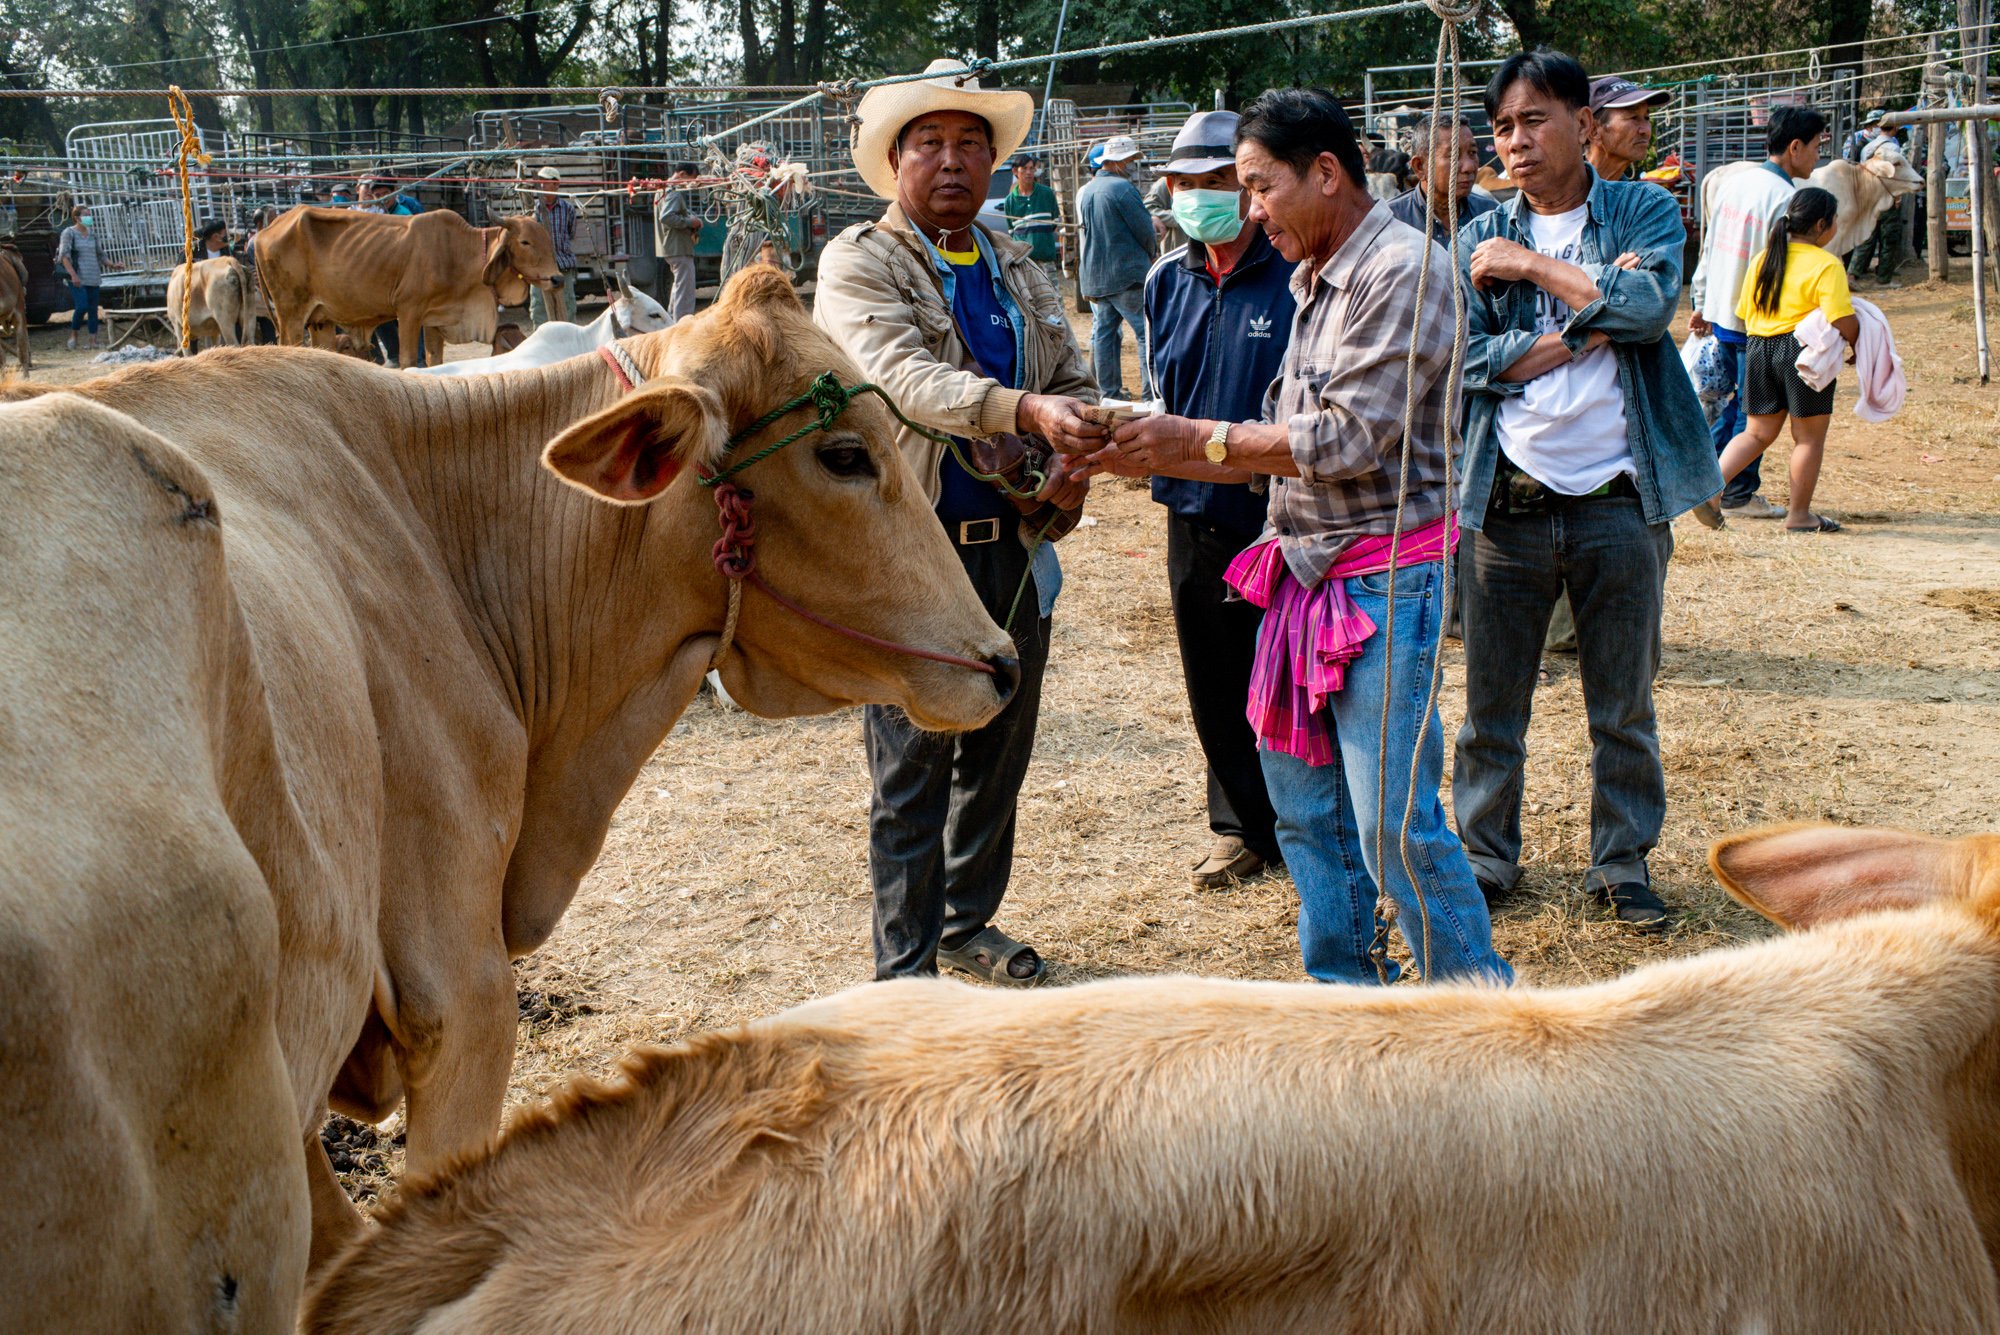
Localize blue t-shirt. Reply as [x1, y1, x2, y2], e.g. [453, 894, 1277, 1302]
[936, 250, 1020, 525]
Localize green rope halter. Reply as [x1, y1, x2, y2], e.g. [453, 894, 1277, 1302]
[699, 370, 1046, 500]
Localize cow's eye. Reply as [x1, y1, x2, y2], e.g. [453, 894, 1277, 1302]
[816, 443, 875, 479]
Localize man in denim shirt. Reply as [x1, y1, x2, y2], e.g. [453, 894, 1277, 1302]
[1453, 51, 1721, 931]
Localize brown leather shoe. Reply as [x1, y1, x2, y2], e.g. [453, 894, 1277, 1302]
[1190, 836, 1267, 890]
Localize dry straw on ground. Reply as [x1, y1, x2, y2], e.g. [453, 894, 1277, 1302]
[21, 277, 2000, 1202]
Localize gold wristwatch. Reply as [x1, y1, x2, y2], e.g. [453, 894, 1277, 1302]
[1204, 420, 1231, 465]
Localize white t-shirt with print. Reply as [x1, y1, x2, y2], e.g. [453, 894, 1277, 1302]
[1495, 203, 1634, 495]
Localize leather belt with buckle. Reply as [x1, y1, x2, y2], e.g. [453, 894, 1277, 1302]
[958, 518, 1002, 545]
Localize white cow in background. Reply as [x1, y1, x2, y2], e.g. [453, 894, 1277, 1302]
[1699, 146, 1923, 257]
[410, 275, 673, 377]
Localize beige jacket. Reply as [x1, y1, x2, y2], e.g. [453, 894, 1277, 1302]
[811, 203, 1097, 503]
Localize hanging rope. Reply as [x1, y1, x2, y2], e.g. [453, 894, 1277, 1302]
[1366, 0, 1475, 984]
[165, 84, 208, 353]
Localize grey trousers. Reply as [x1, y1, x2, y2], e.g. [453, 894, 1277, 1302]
[864, 532, 1050, 978]
[662, 255, 697, 322]
[1452, 494, 1672, 895]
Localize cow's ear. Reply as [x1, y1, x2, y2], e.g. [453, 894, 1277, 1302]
[1709, 823, 1957, 929]
[482, 227, 512, 288]
[542, 376, 728, 505]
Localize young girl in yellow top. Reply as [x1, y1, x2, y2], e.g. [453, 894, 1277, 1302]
[1713, 187, 1861, 533]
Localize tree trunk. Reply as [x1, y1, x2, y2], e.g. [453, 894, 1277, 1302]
[774, 0, 798, 83]
[739, 0, 766, 84]
[1494, 0, 1545, 49]
[1824, 0, 1872, 73]
[654, 0, 673, 87]
[800, 0, 828, 80]
[974, 0, 1000, 62]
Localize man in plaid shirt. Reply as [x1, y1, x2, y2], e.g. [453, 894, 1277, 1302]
[1085, 87, 1508, 986]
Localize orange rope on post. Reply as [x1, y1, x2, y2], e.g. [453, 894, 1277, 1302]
[165, 85, 209, 354]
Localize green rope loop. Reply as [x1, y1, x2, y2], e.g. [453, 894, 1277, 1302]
[700, 371, 1047, 501]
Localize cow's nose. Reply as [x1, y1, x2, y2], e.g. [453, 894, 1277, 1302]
[987, 654, 1021, 706]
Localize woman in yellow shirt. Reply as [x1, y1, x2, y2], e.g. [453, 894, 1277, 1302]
[1712, 187, 1861, 533]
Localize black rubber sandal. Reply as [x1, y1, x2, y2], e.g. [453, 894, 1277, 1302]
[936, 927, 1047, 987]
[1595, 881, 1673, 933]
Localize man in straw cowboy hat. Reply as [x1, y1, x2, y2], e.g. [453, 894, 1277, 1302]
[813, 57, 1103, 987]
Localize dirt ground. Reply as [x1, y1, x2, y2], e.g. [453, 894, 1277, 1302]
[20, 270, 2000, 1197]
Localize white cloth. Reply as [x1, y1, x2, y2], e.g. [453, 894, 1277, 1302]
[1792, 297, 1905, 420]
[1792, 313, 1845, 392]
[1848, 296, 1905, 421]
[1689, 165, 1795, 333]
[1495, 204, 1633, 495]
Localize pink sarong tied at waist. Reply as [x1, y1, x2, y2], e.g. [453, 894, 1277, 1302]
[1224, 516, 1457, 766]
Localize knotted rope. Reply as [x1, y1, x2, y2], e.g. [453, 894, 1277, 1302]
[165, 85, 209, 354]
[1367, 0, 1476, 985]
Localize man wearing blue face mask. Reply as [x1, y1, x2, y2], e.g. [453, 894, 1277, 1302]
[1140, 109, 1294, 889]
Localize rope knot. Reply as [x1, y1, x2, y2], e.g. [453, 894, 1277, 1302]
[711, 482, 757, 579]
[1420, 0, 1481, 21]
[803, 370, 854, 429]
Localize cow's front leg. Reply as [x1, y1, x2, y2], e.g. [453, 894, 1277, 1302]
[395, 311, 427, 369]
[390, 937, 518, 1176]
[305, 1122, 365, 1277]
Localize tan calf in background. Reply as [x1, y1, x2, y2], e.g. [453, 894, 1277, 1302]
[310, 824, 2000, 1335]
[167, 256, 253, 350]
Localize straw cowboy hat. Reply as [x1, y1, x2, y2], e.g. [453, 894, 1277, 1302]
[852, 58, 1035, 201]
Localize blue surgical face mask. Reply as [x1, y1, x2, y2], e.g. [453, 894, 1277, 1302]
[1170, 187, 1245, 244]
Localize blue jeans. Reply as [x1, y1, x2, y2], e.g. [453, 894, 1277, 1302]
[1258, 560, 1512, 986]
[1088, 284, 1149, 400]
[70, 283, 100, 334]
[1708, 334, 1762, 504]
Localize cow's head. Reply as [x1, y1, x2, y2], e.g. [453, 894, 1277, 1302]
[1709, 823, 2000, 929]
[1862, 145, 1924, 198]
[486, 215, 562, 300]
[612, 273, 672, 334]
[539, 265, 1017, 732]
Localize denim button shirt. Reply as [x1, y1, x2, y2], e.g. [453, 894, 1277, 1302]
[1458, 173, 1722, 529]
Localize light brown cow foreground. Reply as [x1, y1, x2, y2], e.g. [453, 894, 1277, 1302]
[309, 823, 2000, 1335]
[0, 267, 1015, 1329]
[254, 206, 558, 366]
[166, 256, 253, 349]
[0, 394, 307, 1335]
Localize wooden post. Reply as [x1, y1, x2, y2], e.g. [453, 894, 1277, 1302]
[1926, 37, 1950, 282]
[1962, 0, 1992, 381]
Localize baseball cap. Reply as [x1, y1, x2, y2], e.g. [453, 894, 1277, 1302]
[1099, 134, 1142, 163]
[536, 165, 563, 180]
[1862, 108, 1886, 125]
[1164, 110, 1239, 174]
[1589, 77, 1672, 114]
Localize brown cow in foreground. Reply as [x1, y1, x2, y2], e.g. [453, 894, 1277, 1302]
[253, 206, 558, 366]
[0, 267, 1015, 1332]
[0, 242, 29, 375]
[309, 823, 2000, 1335]
[166, 255, 253, 349]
